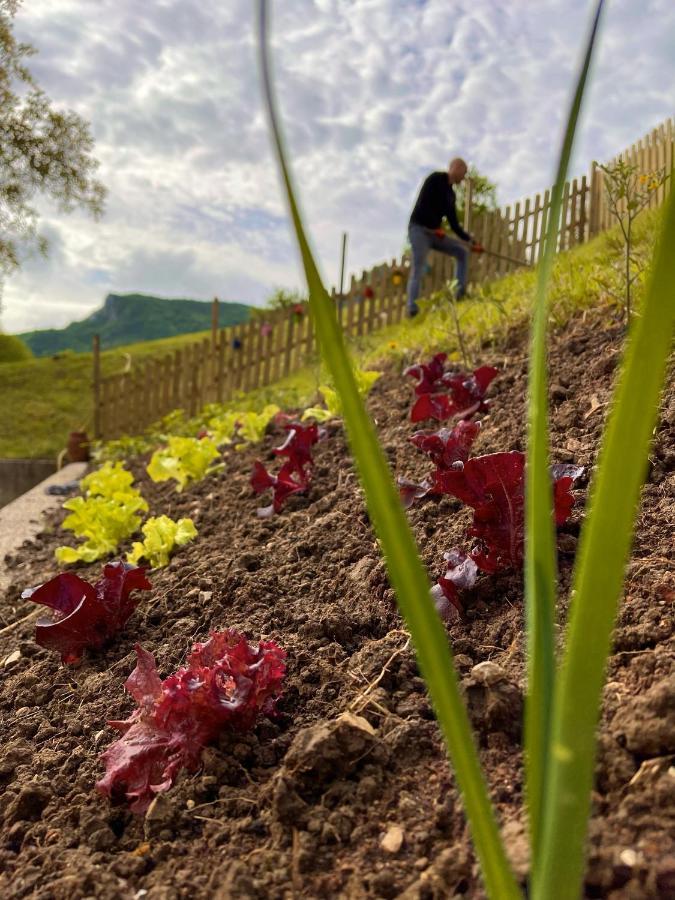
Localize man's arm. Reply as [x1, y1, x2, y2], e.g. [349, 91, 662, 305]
[446, 190, 472, 242]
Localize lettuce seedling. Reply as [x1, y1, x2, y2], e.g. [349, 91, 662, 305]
[251, 422, 321, 516]
[80, 461, 137, 499]
[303, 368, 381, 422]
[97, 630, 286, 812]
[147, 436, 223, 491]
[400, 420, 481, 508]
[127, 515, 197, 569]
[437, 452, 583, 573]
[22, 561, 151, 664]
[431, 550, 479, 621]
[405, 353, 448, 395]
[56, 494, 149, 564]
[236, 405, 280, 445]
[206, 411, 240, 447]
[56, 462, 148, 564]
[251, 461, 305, 517]
[273, 422, 321, 482]
[441, 366, 499, 418]
[406, 357, 498, 423]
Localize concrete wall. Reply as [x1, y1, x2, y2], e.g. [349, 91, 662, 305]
[0, 459, 57, 509]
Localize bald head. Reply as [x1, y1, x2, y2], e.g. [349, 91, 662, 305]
[448, 158, 468, 184]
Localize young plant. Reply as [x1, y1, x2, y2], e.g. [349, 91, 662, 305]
[251, 422, 321, 516]
[235, 404, 280, 444]
[303, 367, 381, 422]
[97, 630, 286, 812]
[56, 463, 148, 564]
[206, 410, 240, 447]
[597, 158, 669, 320]
[147, 435, 223, 492]
[22, 561, 151, 664]
[127, 515, 197, 569]
[437, 453, 583, 573]
[399, 420, 481, 507]
[405, 354, 498, 423]
[431, 550, 478, 621]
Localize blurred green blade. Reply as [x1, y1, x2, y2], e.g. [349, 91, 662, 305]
[524, 0, 605, 864]
[257, 3, 520, 897]
[535, 190, 675, 899]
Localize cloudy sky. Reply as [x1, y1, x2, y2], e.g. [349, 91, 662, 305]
[3, 0, 674, 334]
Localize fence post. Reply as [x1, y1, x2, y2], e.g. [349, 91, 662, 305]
[588, 161, 601, 238]
[463, 176, 473, 234]
[211, 297, 219, 349]
[92, 334, 102, 440]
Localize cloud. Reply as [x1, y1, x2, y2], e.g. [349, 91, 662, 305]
[3, 0, 674, 332]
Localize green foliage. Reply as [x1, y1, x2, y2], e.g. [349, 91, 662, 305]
[535, 178, 675, 899]
[80, 461, 136, 498]
[303, 368, 381, 421]
[597, 159, 669, 320]
[0, 332, 32, 362]
[92, 434, 155, 464]
[0, 0, 105, 275]
[147, 435, 223, 491]
[455, 165, 499, 222]
[252, 287, 307, 319]
[55, 462, 148, 564]
[55, 494, 148, 564]
[234, 404, 280, 444]
[206, 410, 240, 447]
[127, 515, 197, 569]
[19, 293, 251, 357]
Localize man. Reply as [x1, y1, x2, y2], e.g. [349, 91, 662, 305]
[406, 157, 482, 317]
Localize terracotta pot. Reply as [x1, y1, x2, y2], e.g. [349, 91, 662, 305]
[67, 431, 90, 462]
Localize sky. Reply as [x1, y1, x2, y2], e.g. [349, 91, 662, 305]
[3, 0, 674, 334]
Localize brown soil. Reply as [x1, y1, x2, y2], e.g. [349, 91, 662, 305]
[1, 308, 674, 900]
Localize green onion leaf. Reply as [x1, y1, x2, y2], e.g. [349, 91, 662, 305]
[257, 3, 520, 897]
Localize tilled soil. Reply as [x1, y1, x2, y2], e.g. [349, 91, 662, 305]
[1, 308, 674, 899]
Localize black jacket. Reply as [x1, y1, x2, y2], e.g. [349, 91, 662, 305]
[409, 171, 471, 241]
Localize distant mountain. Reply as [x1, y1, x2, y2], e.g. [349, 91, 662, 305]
[18, 293, 252, 357]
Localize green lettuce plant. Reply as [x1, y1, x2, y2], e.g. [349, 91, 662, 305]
[55, 495, 149, 564]
[302, 367, 381, 422]
[147, 436, 223, 492]
[127, 515, 198, 569]
[56, 462, 148, 564]
[80, 461, 137, 499]
[235, 404, 280, 445]
[206, 410, 240, 447]
[259, 1, 675, 896]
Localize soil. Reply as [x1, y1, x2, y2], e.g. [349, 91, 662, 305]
[1, 307, 674, 900]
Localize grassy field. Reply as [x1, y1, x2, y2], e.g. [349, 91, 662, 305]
[0, 208, 660, 460]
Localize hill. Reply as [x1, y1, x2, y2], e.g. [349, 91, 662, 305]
[18, 293, 251, 356]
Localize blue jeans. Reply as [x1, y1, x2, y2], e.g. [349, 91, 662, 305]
[407, 223, 469, 314]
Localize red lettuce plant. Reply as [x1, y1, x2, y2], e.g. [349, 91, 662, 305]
[251, 461, 305, 516]
[437, 452, 583, 574]
[431, 550, 479, 621]
[97, 630, 286, 813]
[404, 352, 448, 395]
[22, 561, 151, 664]
[399, 420, 481, 508]
[251, 422, 321, 516]
[405, 353, 498, 423]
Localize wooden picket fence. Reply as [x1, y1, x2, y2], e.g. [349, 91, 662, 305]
[93, 117, 674, 440]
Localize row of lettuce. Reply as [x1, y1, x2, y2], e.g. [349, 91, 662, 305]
[20, 353, 584, 813]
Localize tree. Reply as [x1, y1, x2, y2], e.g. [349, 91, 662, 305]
[250, 286, 307, 319]
[0, 0, 105, 280]
[454, 165, 498, 226]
